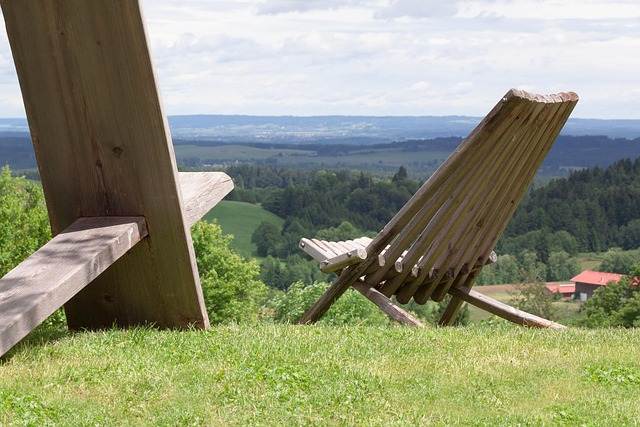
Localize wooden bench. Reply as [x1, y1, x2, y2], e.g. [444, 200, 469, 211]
[0, 1, 233, 357]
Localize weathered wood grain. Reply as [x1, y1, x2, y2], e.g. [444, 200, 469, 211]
[1, 0, 209, 329]
[179, 172, 234, 227]
[448, 285, 566, 329]
[0, 217, 147, 357]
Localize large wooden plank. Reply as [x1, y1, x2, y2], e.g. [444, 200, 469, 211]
[1, 1, 209, 329]
[179, 172, 234, 227]
[448, 285, 566, 329]
[0, 217, 147, 357]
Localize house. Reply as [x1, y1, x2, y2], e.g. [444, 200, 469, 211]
[570, 270, 624, 301]
[544, 282, 576, 300]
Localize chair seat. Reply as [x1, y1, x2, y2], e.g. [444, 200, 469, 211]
[299, 237, 372, 273]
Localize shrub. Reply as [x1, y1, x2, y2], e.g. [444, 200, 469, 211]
[269, 281, 389, 326]
[0, 167, 50, 277]
[191, 221, 268, 324]
[580, 265, 640, 328]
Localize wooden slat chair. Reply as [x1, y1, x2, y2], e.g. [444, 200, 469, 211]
[0, 1, 234, 357]
[299, 89, 578, 329]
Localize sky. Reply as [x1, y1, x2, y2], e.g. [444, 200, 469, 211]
[0, 0, 638, 118]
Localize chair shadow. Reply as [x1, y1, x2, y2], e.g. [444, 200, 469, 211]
[0, 321, 72, 364]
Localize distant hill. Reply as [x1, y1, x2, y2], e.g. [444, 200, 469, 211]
[167, 115, 640, 142]
[204, 200, 284, 257]
[1, 115, 640, 143]
[2, 133, 640, 178]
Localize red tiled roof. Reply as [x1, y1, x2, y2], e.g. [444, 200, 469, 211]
[570, 270, 624, 287]
[545, 283, 576, 294]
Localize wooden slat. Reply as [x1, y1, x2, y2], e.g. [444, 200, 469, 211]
[320, 248, 367, 273]
[448, 285, 566, 329]
[179, 172, 234, 227]
[312, 239, 339, 257]
[352, 282, 423, 327]
[0, 217, 147, 357]
[2, 1, 209, 329]
[300, 238, 332, 262]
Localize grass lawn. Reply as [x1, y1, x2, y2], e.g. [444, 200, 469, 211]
[2, 325, 640, 425]
[204, 201, 284, 257]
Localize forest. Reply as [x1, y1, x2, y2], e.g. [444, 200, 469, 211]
[233, 158, 640, 291]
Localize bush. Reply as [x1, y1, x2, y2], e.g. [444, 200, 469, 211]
[269, 281, 389, 326]
[510, 282, 557, 320]
[0, 167, 50, 277]
[191, 221, 268, 324]
[580, 265, 640, 328]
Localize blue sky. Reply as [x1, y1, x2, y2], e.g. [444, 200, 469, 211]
[0, 0, 638, 118]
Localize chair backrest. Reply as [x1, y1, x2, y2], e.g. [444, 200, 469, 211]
[361, 89, 578, 304]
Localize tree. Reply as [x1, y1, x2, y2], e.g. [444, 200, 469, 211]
[315, 221, 363, 241]
[580, 269, 640, 328]
[546, 251, 580, 281]
[0, 167, 51, 277]
[251, 221, 282, 257]
[519, 251, 547, 283]
[510, 282, 556, 320]
[392, 166, 408, 182]
[598, 249, 638, 274]
[619, 219, 640, 250]
[192, 221, 268, 324]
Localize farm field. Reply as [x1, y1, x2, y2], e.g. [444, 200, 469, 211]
[174, 143, 450, 175]
[2, 325, 640, 425]
[204, 200, 284, 257]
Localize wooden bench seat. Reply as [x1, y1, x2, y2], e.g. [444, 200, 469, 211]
[0, 171, 233, 357]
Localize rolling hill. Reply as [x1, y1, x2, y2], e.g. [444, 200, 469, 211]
[204, 200, 284, 257]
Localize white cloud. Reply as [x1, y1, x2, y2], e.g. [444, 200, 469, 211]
[375, 0, 459, 19]
[256, 0, 374, 15]
[0, 0, 636, 118]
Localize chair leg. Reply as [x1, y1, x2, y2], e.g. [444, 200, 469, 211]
[444, 285, 566, 329]
[299, 267, 358, 324]
[352, 282, 423, 327]
[439, 296, 465, 326]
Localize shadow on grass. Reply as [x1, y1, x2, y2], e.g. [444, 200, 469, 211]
[1, 320, 71, 364]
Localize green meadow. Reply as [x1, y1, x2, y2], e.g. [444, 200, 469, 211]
[204, 200, 284, 257]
